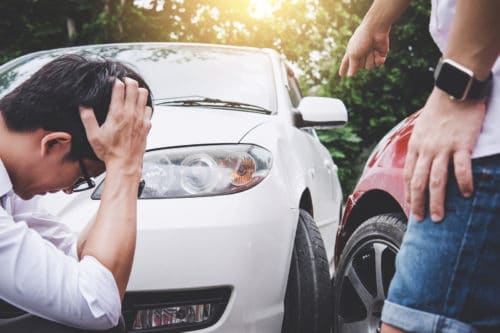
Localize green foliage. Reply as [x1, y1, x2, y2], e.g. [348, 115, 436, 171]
[310, 0, 440, 193]
[0, 0, 440, 195]
[317, 126, 362, 191]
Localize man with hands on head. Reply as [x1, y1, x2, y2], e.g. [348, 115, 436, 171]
[0, 54, 152, 332]
[340, 0, 500, 332]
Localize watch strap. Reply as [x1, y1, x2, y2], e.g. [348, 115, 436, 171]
[467, 72, 493, 100]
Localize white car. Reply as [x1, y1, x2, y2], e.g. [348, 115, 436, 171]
[0, 43, 346, 333]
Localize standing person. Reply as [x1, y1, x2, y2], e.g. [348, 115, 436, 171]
[0, 54, 152, 332]
[339, 0, 500, 332]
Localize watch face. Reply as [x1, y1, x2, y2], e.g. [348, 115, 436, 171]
[436, 61, 473, 99]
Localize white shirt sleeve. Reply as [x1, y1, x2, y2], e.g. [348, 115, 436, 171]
[9, 195, 77, 257]
[0, 198, 121, 330]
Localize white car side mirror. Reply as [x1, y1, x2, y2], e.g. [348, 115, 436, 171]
[296, 97, 348, 129]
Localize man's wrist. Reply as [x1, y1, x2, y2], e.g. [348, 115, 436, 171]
[364, 0, 410, 32]
[105, 162, 142, 181]
[434, 57, 493, 101]
[105, 157, 141, 171]
[363, 9, 393, 33]
[443, 52, 493, 81]
[432, 87, 487, 108]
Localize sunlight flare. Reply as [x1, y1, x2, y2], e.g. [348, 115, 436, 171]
[248, 0, 279, 19]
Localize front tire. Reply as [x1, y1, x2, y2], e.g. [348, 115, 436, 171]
[333, 214, 406, 333]
[282, 209, 332, 333]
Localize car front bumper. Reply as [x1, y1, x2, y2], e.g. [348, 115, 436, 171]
[49, 174, 299, 333]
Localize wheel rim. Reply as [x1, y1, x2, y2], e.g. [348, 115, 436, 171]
[335, 238, 398, 333]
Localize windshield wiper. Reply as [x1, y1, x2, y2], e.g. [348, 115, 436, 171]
[154, 96, 271, 114]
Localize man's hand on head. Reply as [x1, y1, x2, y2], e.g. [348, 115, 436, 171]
[79, 77, 152, 177]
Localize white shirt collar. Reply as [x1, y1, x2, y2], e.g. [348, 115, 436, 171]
[0, 159, 13, 198]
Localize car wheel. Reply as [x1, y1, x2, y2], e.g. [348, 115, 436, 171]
[333, 213, 406, 333]
[282, 209, 332, 333]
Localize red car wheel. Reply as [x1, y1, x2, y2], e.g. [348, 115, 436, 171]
[333, 214, 406, 333]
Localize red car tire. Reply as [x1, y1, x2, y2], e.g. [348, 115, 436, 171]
[333, 214, 406, 333]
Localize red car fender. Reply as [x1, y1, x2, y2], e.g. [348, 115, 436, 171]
[334, 113, 419, 265]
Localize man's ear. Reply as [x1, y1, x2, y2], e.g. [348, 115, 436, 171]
[40, 132, 72, 157]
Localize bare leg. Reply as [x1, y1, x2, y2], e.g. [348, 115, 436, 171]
[381, 322, 406, 333]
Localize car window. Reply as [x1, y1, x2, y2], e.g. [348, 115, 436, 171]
[0, 44, 277, 113]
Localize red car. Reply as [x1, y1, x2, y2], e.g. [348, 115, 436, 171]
[332, 114, 418, 333]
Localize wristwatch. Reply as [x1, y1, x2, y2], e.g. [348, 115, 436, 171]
[434, 58, 492, 101]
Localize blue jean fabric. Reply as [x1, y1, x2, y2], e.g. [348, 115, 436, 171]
[381, 154, 500, 333]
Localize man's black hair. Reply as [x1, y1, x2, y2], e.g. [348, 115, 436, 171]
[0, 54, 153, 160]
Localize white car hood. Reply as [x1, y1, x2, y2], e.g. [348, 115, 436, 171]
[146, 106, 270, 148]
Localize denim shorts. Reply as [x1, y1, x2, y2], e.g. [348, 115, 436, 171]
[381, 154, 500, 333]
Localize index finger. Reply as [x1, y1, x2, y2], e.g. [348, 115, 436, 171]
[404, 149, 417, 205]
[79, 106, 99, 141]
[339, 53, 350, 77]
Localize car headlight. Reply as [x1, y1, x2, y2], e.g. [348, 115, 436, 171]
[91, 144, 273, 199]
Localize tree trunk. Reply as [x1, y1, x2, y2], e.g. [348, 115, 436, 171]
[66, 17, 76, 41]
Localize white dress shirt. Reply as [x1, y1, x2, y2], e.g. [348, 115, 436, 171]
[0, 159, 121, 330]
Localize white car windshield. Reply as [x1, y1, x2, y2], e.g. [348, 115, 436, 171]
[0, 44, 277, 113]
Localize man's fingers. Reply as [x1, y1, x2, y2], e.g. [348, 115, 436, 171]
[410, 156, 432, 221]
[453, 150, 474, 197]
[428, 155, 449, 222]
[365, 52, 376, 70]
[143, 106, 153, 133]
[374, 52, 387, 67]
[108, 79, 125, 117]
[339, 54, 349, 77]
[340, 53, 363, 77]
[347, 56, 362, 77]
[137, 88, 149, 111]
[144, 106, 153, 121]
[79, 106, 99, 140]
[124, 78, 139, 113]
[373, 34, 390, 56]
[403, 147, 418, 205]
